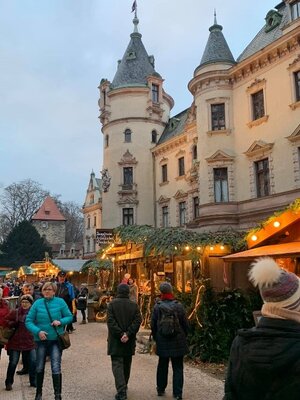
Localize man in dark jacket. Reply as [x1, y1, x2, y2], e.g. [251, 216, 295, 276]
[56, 271, 75, 333]
[224, 257, 300, 400]
[151, 282, 188, 400]
[107, 283, 142, 400]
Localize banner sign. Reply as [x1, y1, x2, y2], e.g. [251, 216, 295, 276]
[96, 229, 114, 245]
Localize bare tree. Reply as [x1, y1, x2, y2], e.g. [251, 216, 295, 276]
[0, 179, 49, 234]
[58, 201, 83, 243]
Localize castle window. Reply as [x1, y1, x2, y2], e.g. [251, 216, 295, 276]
[162, 164, 168, 183]
[193, 196, 200, 218]
[179, 201, 186, 226]
[295, 70, 300, 101]
[178, 157, 185, 176]
[255, 158, 270, 198]
[251, 90, 265, 120]
[162, 206, 169, 228]
[105, 134, 109, 147]
[102, 89, 106, 106]
[192, 145, 197, 161]
[211, 103, 225, 130]
[151, 130, 158, 143]
[152, 84, 159, 103]
[94, 216, 97, 227]
[87, 239, 90, 253]
[214, 168, 229, 202]
[291, 0, 300, 20]
[124, 129, 132, 143]
[123, 167, 133, 187]
[87, 217, 91, 229]
[123, 208, 134, 225]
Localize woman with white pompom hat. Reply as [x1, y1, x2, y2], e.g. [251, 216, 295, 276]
[224, 257, 300, 400]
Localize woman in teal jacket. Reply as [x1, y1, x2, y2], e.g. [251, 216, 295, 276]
[26, 281, 73, 400]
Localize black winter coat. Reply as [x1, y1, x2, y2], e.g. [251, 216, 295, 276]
[224, 317, 300, 400]
[107, 294, 142, 357]
[151, 299, 189, 358]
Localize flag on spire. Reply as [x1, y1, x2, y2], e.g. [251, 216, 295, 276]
[131, 0, 137, 13]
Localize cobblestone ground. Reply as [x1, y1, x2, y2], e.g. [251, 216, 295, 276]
[0, 320, 224, 400]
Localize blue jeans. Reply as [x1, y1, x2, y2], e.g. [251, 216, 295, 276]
[36, 340, 62, 375]
[6, 349, 36, 385]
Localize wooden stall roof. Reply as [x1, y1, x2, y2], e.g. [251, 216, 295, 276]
[223, 242, 300, 262]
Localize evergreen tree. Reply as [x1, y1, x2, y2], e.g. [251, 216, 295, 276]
[0, 220, 51, 268]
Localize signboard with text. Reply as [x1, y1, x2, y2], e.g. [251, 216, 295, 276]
[96, 229, 114, 246]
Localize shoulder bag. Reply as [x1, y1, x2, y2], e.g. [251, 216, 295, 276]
[44, 300, 71, 351]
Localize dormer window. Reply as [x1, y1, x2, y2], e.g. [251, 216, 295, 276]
[291, 0, 300, 20]
[264, 10, 282, 32]
[126, 51, 136, 60]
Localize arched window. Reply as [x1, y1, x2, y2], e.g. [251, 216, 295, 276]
[124, 129, 132, 143]
[151, 130, 158, 143]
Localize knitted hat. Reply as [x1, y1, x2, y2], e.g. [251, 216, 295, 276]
[117, 283, 130, 296]
[249, 257, 300, 310]
[159, 282, 173, 294]
[57, 271, 66, 277]
[20, 294, 34, 304]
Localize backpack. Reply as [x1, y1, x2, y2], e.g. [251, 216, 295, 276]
[157, 301, 180, 338]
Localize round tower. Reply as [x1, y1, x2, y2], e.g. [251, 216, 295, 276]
[188, 13, 236, 210]
[98, 14, 174, 228]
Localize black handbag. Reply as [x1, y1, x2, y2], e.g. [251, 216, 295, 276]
[44, 300, 71, 351]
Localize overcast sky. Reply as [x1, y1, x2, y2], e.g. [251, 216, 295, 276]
[0, 0, 276, 205]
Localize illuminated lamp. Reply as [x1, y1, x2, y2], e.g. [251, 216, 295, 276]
[185, 246, 190, 251]
[210, 246, 214, 251]
[197, 246, 201, 251]
[251, 235, 258, 242]
[174, 246, 178, 250]
[220, 245, 225, 250]
[273, 221, 280, 228]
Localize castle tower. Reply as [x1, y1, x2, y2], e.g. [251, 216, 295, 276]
[188, 13, 236, 227]
[98, 12, 174, 228]
[31, 196, 66, 245]
[82, 171, 102, 256]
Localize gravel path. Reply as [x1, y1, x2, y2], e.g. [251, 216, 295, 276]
[0, 320, 224, 400]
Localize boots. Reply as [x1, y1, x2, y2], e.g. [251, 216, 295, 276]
[52, 373, 62, 400]
[35, 371, 44, 400]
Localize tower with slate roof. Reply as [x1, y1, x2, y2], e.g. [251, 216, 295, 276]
[98, 12, 173, 228]
[189, 13, 236, 214]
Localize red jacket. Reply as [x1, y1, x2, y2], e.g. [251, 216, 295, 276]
[5, 307, 35, 351]
[0, 299, 10, 327]
[2, 286, 10, 297]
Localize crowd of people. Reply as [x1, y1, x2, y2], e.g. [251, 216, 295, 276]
[1, 257, 300, 400]
[0, 274, 89, 400]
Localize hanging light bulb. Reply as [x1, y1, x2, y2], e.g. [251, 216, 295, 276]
[210, 246, 214, 251]
[220, 245, 225, 250]
[251, 235, 258, 241]
[185, 246, 190, 251]
[273, 221, 280, 228]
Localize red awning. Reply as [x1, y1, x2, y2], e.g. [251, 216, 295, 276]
[223, 242, 300, 262]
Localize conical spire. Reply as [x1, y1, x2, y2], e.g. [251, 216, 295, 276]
[197, 12, 235, 69]
[110, 12, 161, 89]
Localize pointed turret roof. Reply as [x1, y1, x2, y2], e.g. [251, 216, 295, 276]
[32, 196, 66, 221]
[197, 13, 235, 70]
[110, 14, 161, 89]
